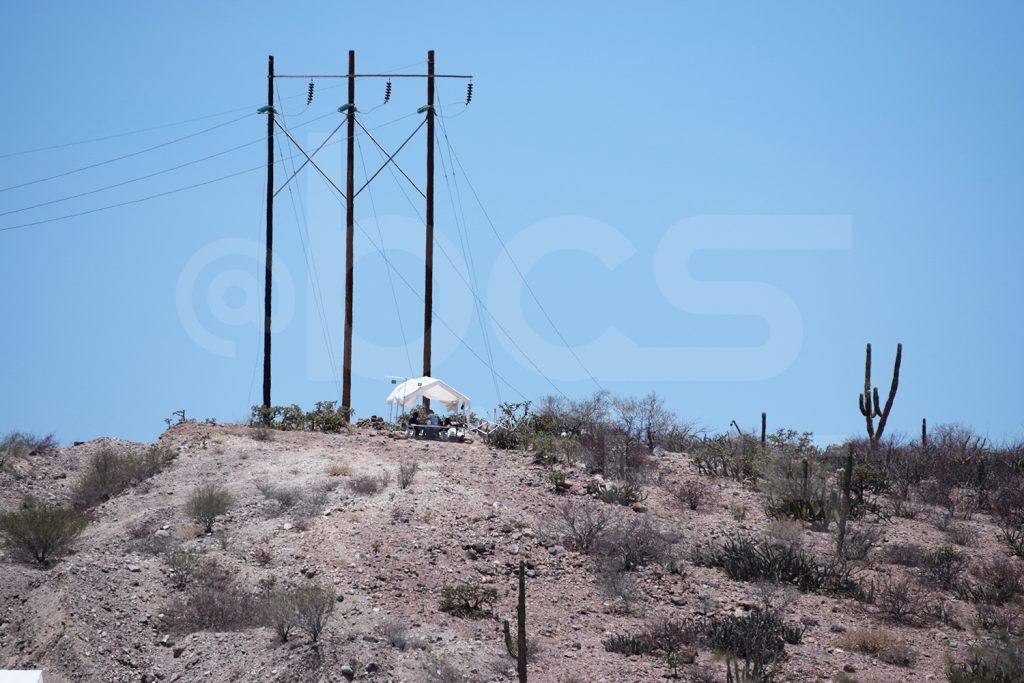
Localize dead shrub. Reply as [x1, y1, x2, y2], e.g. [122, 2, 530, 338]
[946, 523, 976, 547]
[439, 582, 497, 617]
[325, 462, 352, 477]
[550, 498, 612, 553]
[348, 473, 388, 495]
[291, 584, 336, 642]
[960, 557, 1024, 604]
[398, 460, 419, 489]
[840, 628, 916, 666]
[0, 432, 57, 468]
[381, 617, 423, 650]
[673, 479, 712, 511]
[595, 513, 673, 571]
[882, 542, 928, 567]
[251, 426, 274, 442]
[875, 576, 928, 624]
[838, 526, 882, 562]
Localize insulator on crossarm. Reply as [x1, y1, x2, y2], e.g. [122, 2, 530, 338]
[384, 80, 392, 104]
[465, 81, 473, 105]
[307, 80, 315, 105]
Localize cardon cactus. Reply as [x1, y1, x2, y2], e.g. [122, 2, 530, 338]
[858, 343, 902, 448]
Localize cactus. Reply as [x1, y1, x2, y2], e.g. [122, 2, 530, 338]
[858, 343, 902, 448]
[502, 560, 528, 682]
[922, 417, 928, 448]
[760, 412, 767, 448]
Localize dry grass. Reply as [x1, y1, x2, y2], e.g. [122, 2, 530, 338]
[840, 628, 916, 667]
[325, 462, 352, 477]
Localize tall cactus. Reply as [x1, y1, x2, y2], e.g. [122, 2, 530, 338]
[836, 444, 855, 556]
[858, 343, 902, 448]
[502, 560, 528, 682]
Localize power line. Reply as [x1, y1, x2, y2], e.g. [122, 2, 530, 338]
[436, 109, 605, 393]
[306, 158, 529, 401]
[0, 83, 343, 160]
[0, 113, 253, 194]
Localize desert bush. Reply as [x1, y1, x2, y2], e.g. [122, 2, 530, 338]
[959, 557, 1024, 604]
[882, 542, 928, 567]
[164, 560, 258, 632]
[291, 584, 336, 642]
[325, 461, 352, 477]
[422, 654, 465, 683]
[548, 469, 570, 493]
[439, 582, 497, 617]
[72, 445, 177, 510]
[381, 617, 423, 650]
[257, 481, 304, 509]
[603, 632, 654, 656]
[551, 499, 612, 553]
[690, 431, 765, 482]
[262, 585, 296, 643]
[694, 535, 865, 596]
[249, 402, 350, 433]
[840, 628, 916, 667]
[398, 460, 419, 489]
[185, 484, 233, 533]
[578, 427, 653, 485]
[348, 472, 389, 495]
[596, 514, 673, 571]
[673, 479, 712, 511]
[764, 458, 838, 531]
[591, 480, 647, 507]
[250, 425, 274, 442]
[0, 431, 57, 468]
[603, 619, 697, 657]
[700, 605, 800, 681]
[924, 544, 969, 592]
[947, 632, 1024, 683]
[875, 575, 927, 624]
[838, 526, 882, 562]
[0, 501, 87, 565]
[485, 401, 532, 450]
[766, 520, 805, 548]
[165, 548, 201, 589]
[946, 523, 976, 547]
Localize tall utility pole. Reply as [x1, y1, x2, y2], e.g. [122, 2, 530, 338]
[342, 50, 356, 421]
[262, 54, 275, 409]
[422, 49, 436, 412]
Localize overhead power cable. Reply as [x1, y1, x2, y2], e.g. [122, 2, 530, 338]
[0, 113, 253, 194]
[435, 108, 605, 392]
[0, 82, 342, 160]
[306, 157, 529, 401]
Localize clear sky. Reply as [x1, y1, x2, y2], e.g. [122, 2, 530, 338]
[1, 2, 1022, 445]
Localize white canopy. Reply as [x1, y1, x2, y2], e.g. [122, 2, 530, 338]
[386, 376, 471, 415]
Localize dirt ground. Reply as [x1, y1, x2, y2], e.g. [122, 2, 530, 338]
[0, 423, 1010, 682]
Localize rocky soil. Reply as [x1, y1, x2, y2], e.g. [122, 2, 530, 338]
[0, 423, 1014, 682]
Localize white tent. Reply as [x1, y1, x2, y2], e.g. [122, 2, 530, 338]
[386, 376, 470, 416]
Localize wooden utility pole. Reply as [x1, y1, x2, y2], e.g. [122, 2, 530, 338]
[342, 50, 356, 421]
[262, 54, 275, 409]
[422, 49, 435, 411]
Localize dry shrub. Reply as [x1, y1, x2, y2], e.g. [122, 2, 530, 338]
[550, 498, 612, 553]
[164, 548, 201, 589]
[882, 542, 928, 567]
[72, 445, 177, 510]
[839, 526, 882, 562]
[0, 432, 57, 468]
[164, 560, 259, 633]
[923, 545, 969, 591]
[841, 628, 916, 666]
[875, 576, 928, 624]
[398, 460, 419, 489]
[0, 501, 87, 566]
[251, 426, 274, 442]
[766, 520, 804, 548]
[961, 557, 1024, 604]
[673, 479, 712, 511]
[325, 461, 352, 477]
[348, 472, 389, 495]
[945, 523, 976, 547]
[439, 582, 497, 617]
[290, 584, 336, 642]
[595, 513, 673, 572]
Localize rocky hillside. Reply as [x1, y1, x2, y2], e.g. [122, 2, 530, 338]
[0, 423, 1018, 682]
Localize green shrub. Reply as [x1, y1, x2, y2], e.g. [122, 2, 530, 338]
[924, 544, 969, 591]
[591, 481, 647, 507]
[694, 535, 864, 596]
[439, 582, 497, 617]
[186, 484, 233, 533]
[603, 633, 654, 656]
[700, 607, 798, 681]
[596, 514, 673, 571]
[603, 619, 697, 658]
[0, 432, 57, 468]
[0, 501, 87, 565]
[249, 402, 350, 432]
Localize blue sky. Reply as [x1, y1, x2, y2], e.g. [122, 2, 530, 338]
[1, 2, 1022, 445]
